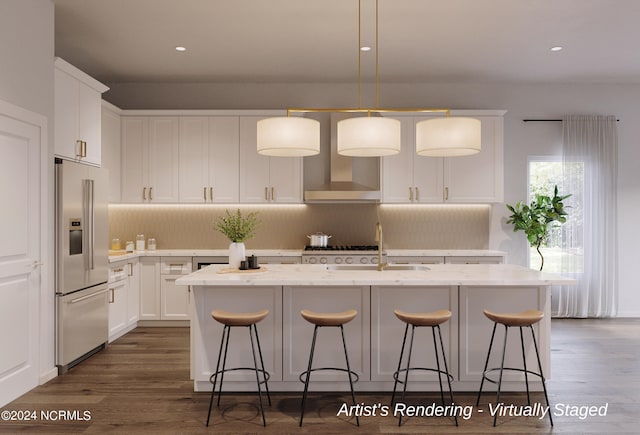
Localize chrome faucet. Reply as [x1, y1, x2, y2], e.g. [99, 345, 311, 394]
[375, 222, 388, 271]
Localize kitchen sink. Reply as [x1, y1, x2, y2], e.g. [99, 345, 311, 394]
[326, 264, 430, 271]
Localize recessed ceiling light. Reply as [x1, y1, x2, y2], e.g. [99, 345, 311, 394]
[360, 46, 371, 52]
[175, 46, 186, 52]
[550, 46, 563, 52]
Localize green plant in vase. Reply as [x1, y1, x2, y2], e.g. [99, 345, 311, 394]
[506, 185, 571, 271]
[214, 209, 260, 268]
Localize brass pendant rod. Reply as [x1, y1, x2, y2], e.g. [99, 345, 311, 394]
[287, 108, 451, 115]
[375, 0, 379, 109]
[358, 0, 362, 109]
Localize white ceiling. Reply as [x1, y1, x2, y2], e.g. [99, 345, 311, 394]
[54, 0, 640, 85]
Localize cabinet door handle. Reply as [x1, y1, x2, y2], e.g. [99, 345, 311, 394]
[271, 187, 275, 201]
[415, 187, 419, 202]
[76, 140, 83, 157]
[149, 187, 153, 200]
[128, 263, 133, 276]
[109, 288, 115, 303]
[409, 187, 413, 201]
[265, 187, 269, 201]
[445, 187, 449, 201]
[142, 187, 147, 201]
[209, 187, 213, 201]
[203, 187, 207, 201]
[82, 141, 87, 157]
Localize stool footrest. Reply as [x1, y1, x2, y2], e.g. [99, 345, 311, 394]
[210, 367, 271, 385]
[393, 367, 454, 384]
[298, 367, 360, 384]
[481, 367, 545, 385]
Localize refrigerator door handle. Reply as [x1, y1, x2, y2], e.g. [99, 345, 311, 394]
[82, 179, 95, 271]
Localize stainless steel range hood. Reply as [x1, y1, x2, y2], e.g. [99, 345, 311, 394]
[304, 113, 381, 202]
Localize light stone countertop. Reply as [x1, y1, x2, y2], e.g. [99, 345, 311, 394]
[109, 248, 507, 263]
[175, 263, 574, 287]
[108, 249, 303, 263]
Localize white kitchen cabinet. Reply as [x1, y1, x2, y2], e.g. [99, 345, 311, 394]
[108, 272, 128, 340]
[108, 259, 139, 342]
[126, 258, 140, 325]
[444, 256, 504, 264]
[282, 286, 370, 383]
[458, 286, 550, 382]
[121, 117, 180, 203]
[387, 256, 445, 264]
[179, 117, 239, 203]
[140, 256, 192, 322]
[54, 58, 109, 166]
[139, 256, 161, 321]
[239, 116, 302, 203]
[371, 286, 458, 382]
[382, 116, 443, 203]
[443, 115, 504, 203]
[382, 112, 504, 203]
[101, 101, 122, 202]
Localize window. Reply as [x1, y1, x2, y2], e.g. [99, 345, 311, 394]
[528, 158, 583, 273]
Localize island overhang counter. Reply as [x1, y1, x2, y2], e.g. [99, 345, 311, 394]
[175, 264, 574, 393]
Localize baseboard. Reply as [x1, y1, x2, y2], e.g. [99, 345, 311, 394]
[39, 367, 58, 385]
[614, 311, 640, 318]
[138, 320, 189, 327]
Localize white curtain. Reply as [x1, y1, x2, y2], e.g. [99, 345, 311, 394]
[557, 115, 618, 317]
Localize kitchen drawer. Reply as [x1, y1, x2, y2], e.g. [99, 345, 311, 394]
[160, 257, 192, 275]
[109, 264, 128, 283]
[444, 256, 504, 264]
[388, 256, 445, 264]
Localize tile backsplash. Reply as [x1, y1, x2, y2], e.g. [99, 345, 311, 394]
[109, 204, 490, 250]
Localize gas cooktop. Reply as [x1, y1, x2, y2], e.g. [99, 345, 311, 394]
[303, 245, 378, 252]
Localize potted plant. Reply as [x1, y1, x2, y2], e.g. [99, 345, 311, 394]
[506, 185, 571, 271]
[214, 209, 260, 269]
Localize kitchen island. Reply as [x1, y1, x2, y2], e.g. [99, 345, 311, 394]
[176, 263, 573, 393]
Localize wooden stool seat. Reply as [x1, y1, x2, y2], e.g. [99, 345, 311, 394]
[211, 309, 269, 326]
[394, 309, 452, 326]
[483, 309, 543, 327]
[300, 309, 357, 326]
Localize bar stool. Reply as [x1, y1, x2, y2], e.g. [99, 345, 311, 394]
[206, 309, 271, 427]
[476, 309, 552, 427]
[298, 309, 360, 427]
[391, 309, 458, 427]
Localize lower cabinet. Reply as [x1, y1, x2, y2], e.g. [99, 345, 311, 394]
[140, 256, 192, 322]
[282, 286, 370, 384]
[191, 286, 282, 383]
[108, 258, 140, 342]
[458, 285, 550, 382]
[108, 277, 128, 339]
[370, 286, 458, 382]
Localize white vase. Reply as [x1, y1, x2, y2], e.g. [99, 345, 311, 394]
[228, 242, 246, 269]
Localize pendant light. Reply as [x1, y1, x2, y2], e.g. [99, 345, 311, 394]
[337, 0, 401, 157]
[416, 117, 481, 156]
[257, 116, 320, 156]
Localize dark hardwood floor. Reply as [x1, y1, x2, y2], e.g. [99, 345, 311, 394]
[2, 319, 639, 434]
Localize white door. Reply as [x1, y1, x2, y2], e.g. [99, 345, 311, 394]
[0, 101, 43, 406]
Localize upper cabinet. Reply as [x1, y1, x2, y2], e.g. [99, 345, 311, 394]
[54, 58, 109, 166]
[179, 117, 239, 203]
[239, 116, 302, 203]
[382, 111, 505, 204]
[382, 116, 443, 203]
[121, 117, 180, 203]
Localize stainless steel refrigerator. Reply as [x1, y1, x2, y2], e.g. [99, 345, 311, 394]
[55, 158, 109, 373]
